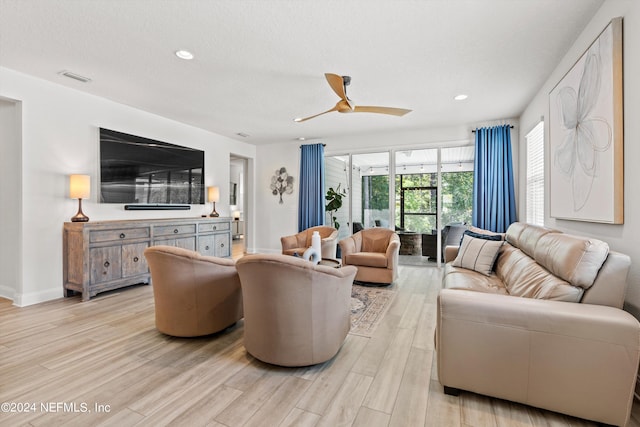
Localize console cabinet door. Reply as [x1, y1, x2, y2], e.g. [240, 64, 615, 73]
[90, 246, 122, 284]
[198, 235, 216, 257]
[122, 242, 149, 277]
[155, 237, 196, 251]
[214, 233, 230, 258]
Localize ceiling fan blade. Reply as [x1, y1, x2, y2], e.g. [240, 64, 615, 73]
[294, 105, 339, 122]
[325, 73, 349, 102]
[352, 106, 412, 116]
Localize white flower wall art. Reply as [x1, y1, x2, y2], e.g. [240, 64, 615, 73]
[271, 167, 294, 204]
[549, 17, 623, 224]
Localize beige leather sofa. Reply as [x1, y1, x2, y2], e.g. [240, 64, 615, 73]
[338, 228, 400, 284]
[437, 222, 640, 426]
[144, 245, 243, 337]
[236, 253, 357, 367]
[281, 225, 339, 259]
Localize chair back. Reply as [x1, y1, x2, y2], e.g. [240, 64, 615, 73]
[236, 253, 357, 366]
[144, 245, 242, 337]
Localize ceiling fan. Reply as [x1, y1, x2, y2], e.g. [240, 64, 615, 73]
[294, 73, 412, 122]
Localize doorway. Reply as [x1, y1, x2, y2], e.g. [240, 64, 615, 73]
[229, 155, 247, 259]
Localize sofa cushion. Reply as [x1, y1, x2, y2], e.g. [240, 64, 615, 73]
[516, 225, 558, 258]
[345, 252, 388, 268]
[444, 263, 507, 294]
[452, 235, 503, 276]
[495, 244, 583, 302]
[533, 233, 609, 289]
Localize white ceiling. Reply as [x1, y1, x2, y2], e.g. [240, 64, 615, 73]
[0, 0, 603, 146]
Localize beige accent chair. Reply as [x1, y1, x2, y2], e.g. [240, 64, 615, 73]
[144, 245, 243, 337]
[338, 228, 400, 284]
[235, 253, 357, 367]
[281, 226, 339, 259]
[437, 222, 640, 426]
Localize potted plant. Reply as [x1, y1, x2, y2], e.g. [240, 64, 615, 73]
[325, 184, 347, 230]
[326, 184, 347, 259]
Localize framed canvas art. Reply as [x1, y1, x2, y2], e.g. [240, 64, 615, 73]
[549, 17, 623, 224]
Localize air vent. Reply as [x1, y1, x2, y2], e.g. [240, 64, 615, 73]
[58, 70, 92, 83]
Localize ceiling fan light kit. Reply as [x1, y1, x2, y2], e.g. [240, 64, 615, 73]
[295, 73, 412, 122]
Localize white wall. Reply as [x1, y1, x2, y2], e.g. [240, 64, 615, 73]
[0, 67, 256, 306]
[253, 142, 300, 253]
[0, 98, 22, 300]
[519, 0, 640, 317]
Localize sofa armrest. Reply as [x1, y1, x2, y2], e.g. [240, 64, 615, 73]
[436, 289, 640, 426]
[444, 245, 459, 263]
[280, 234, 299, 252]
[338, 236, 356, 263]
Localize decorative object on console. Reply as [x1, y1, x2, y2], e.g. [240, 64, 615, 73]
[69, 174, 90, 222]
[208, 186, 220, 217]
[549, 17, 623, 224]
[302, 230, 322, 264]
[270, 167, 294, 204]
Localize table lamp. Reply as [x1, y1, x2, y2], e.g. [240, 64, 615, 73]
[208, 186, 220, 217]
[70, 174, 90, 222]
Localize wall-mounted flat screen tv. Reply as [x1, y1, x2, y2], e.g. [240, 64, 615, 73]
[100, 128, 205, 204]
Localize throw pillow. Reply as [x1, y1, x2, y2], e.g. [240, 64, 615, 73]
[452, 234, 503, 276]
[459, 229, 504, 245]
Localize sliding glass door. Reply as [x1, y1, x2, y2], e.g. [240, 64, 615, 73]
[353, 152, 390, 230]
[324, 145, 474, 264]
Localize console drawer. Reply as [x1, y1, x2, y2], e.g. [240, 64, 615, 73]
[90, 227, 149, 243]
[199, 222, 230, 232]
[154, 224, 196, 237]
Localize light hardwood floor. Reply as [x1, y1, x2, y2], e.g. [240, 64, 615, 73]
[1, 264, 639, 427]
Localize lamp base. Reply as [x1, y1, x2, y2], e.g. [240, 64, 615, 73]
[71, 199, 89, 222]
[71, 213, 90, 222]
[209, 202, 219, 217]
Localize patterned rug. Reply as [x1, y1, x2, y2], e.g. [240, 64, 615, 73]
[350, 285, 396, 337]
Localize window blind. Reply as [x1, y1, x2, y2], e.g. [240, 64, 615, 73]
[526, 122, 544, 226]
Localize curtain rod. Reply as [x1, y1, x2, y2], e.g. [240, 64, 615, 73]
[299, 143, 326, 148]
[472, 125, 514, 133]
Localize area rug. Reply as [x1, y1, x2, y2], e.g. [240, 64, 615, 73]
[350, 285, 396, 337]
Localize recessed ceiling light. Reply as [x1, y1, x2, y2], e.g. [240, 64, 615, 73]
[236, 132, 250, 138]
[175, 50, 194, 60]
[454, 94, 468, 101]
[297, 137, 306, 141]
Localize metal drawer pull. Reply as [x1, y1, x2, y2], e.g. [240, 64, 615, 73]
[120, 233, 126, 239]
[133, 257, 139, 262]
[174, 229, 179, 234]
[213, 226, 217, 230]
[205, 246, 210, 250]
[220, 243, 225, 247]
[104, 261, 110, 268]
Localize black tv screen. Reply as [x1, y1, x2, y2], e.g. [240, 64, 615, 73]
[100, 128, 204, 204]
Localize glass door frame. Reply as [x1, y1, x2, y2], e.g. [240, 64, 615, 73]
[325, 145, 472, 267]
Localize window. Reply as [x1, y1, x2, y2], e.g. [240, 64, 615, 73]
[526, 121, 544, 226]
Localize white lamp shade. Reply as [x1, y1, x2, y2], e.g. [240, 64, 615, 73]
[208, 186, 220, 202]
[69, 174, 91, 199]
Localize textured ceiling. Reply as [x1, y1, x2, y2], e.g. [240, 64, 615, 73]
[0, 0, 603, 145]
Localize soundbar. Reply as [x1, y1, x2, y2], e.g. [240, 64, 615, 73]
[124, 204, 191, 211]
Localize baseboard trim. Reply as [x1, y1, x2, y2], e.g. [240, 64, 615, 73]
[13, 287, 63, 307]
